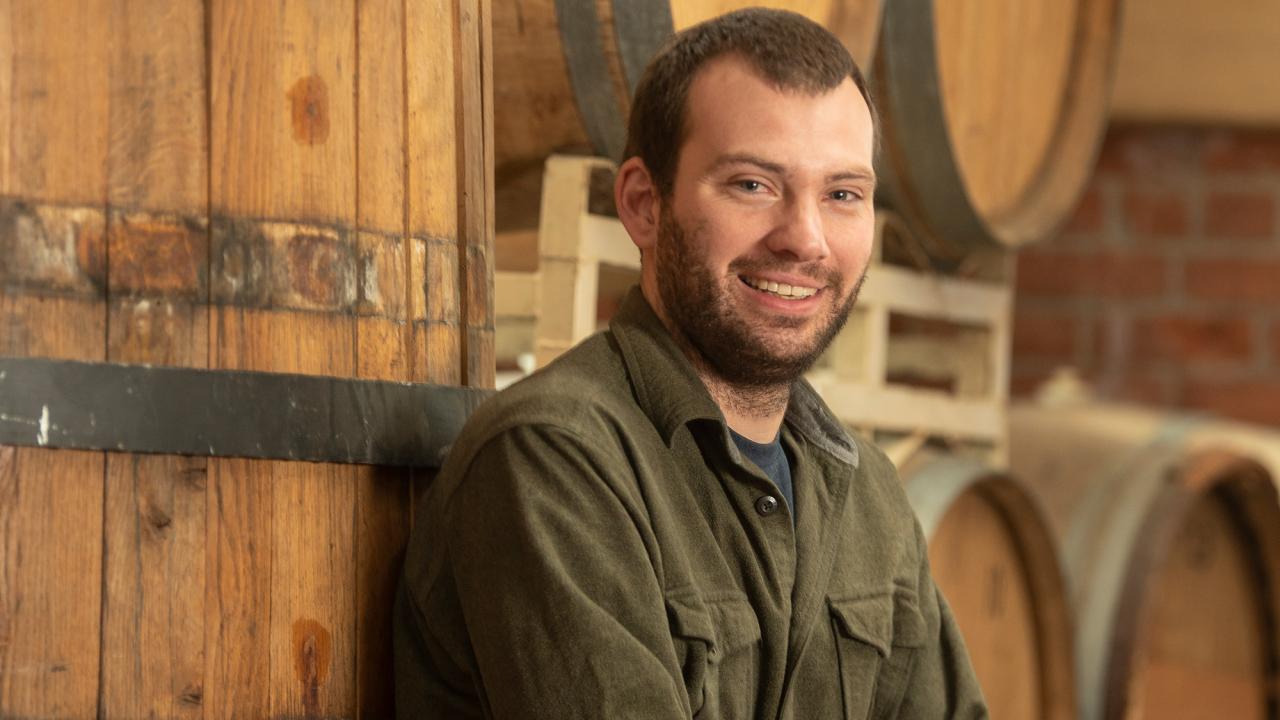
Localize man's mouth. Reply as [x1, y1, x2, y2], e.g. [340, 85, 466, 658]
[740, 275, 819, 299]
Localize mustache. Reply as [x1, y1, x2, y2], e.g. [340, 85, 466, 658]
[727, 258, 844, 288]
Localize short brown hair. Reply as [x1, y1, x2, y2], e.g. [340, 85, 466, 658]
[623, 8, 877, 198]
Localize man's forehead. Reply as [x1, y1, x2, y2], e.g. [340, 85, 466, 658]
[679, 56, 874, 172]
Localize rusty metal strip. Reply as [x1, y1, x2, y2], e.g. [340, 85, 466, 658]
[0, 357, 492, 468]
[0, 198, 424, 319]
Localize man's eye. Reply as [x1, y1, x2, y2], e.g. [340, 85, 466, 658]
[736, 180, 763, 192]
[830, 189, 860, 202]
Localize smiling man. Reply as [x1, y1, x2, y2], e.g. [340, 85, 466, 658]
[395, 8, 988, 719]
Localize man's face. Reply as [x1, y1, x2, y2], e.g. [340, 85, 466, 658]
[645, 55, 877, 387]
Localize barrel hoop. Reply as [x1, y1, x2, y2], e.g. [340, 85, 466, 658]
[903, 453, 991, 537]
[554, 0, 628, 160]
[0, 357, 491, 467]
[609, 0, 674, 96]
[1066, 419, 1203, 720]
[874, 0, 1120, 255]
[875, 0, 989, 257]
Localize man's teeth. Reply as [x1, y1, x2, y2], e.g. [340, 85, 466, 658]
[744, 277, 817, 299]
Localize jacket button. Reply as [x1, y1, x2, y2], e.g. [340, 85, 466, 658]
[755, 495, 779, 516]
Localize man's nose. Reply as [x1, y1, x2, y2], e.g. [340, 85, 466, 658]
[765, 197, 829, 262]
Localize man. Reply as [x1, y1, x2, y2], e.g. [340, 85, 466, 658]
[395, 8, 988, 719]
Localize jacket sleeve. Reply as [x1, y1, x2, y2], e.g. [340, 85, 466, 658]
[896, 520, 990, 719]
[399, 424, 690, 719]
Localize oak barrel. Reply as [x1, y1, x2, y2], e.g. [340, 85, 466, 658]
[0, 1, 490, 717]
[873, 0, 1123, 261]
[492, 0, 886, 255]
[1010, 398, 1280, 720]
[899, 447, 1077, 720]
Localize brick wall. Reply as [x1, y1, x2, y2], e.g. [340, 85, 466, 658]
[1012, 126, 1280, 426]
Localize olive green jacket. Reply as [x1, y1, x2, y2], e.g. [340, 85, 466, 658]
[395, 289, 988, 719]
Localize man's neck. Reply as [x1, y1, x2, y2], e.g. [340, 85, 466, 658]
[642, 282, 791, 442]
[698, 369, 789, 444]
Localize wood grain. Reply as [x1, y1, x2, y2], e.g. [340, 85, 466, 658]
[208, 1, 358, 717]
[407, 0, 463, 386]
[929, 488, 1043, 720]
[0, 0, 109, 716]
[204, 457, 272, 720]
[99, 2, 210, 716]
[0, 1, 492, 715]
[1136, 494, 1269, 720]
[934, 0, 1076, 219]
[355, 1, 413, 716]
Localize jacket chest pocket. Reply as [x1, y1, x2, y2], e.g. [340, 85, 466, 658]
[667, 593, 763, 719]
[828, 592, 927, 719]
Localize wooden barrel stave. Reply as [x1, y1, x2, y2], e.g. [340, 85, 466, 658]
[1, 0, 112, 714]
[0, 1, 489, 717]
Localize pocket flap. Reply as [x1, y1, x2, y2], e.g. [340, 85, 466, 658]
[828, 595, 893, 658]
[828, 590, 928, 656]
[666, 594, 718, 646]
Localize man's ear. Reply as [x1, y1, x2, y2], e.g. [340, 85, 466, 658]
[615, 156, 661, 252]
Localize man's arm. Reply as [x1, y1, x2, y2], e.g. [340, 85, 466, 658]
[398, 424, 689, 719]
[897, 521, 990, 719]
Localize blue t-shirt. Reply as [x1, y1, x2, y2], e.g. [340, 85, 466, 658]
[729, 428, 794, 519]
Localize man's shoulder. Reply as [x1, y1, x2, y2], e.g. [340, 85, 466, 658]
[448, 332, 645, 466]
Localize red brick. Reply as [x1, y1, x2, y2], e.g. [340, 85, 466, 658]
[1061, 187, 1105, 235]
[1130, 314, 1254, 364]
[1095, 126, 1203, 179]
[1185, 258, 1280, 303]
[1122, 188, 1191, 237]
[1204, 191, 1275, 239]
[1183, 379, 1280, 426]
[1203, 130, 1280, 175]
[1017, 250, 1168, 298]
[1012, 312, 1079, 360]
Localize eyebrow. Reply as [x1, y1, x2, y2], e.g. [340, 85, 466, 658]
[710, 153, 877, 186]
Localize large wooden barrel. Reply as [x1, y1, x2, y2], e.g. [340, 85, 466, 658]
[0, 1, 490, 717]
[1010, 398, 1280, 720]
[898, 447, 1076, 720]
[492, 0, 886, 248]
[873, 0, 1123, 261]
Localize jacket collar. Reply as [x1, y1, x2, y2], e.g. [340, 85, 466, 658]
[608, 288, 859, 469]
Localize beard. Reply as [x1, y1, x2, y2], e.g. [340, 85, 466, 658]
[654, 208, 863, 390]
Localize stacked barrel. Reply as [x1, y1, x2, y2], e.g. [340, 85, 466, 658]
[1011, 387, 1280, 720]
[0, 1, 490, 717]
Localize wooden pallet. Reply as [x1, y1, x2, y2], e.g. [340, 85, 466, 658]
[808, 212, 1013, 466]
[494, 156, 1013, 465]
[495, 155, 639, 386]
